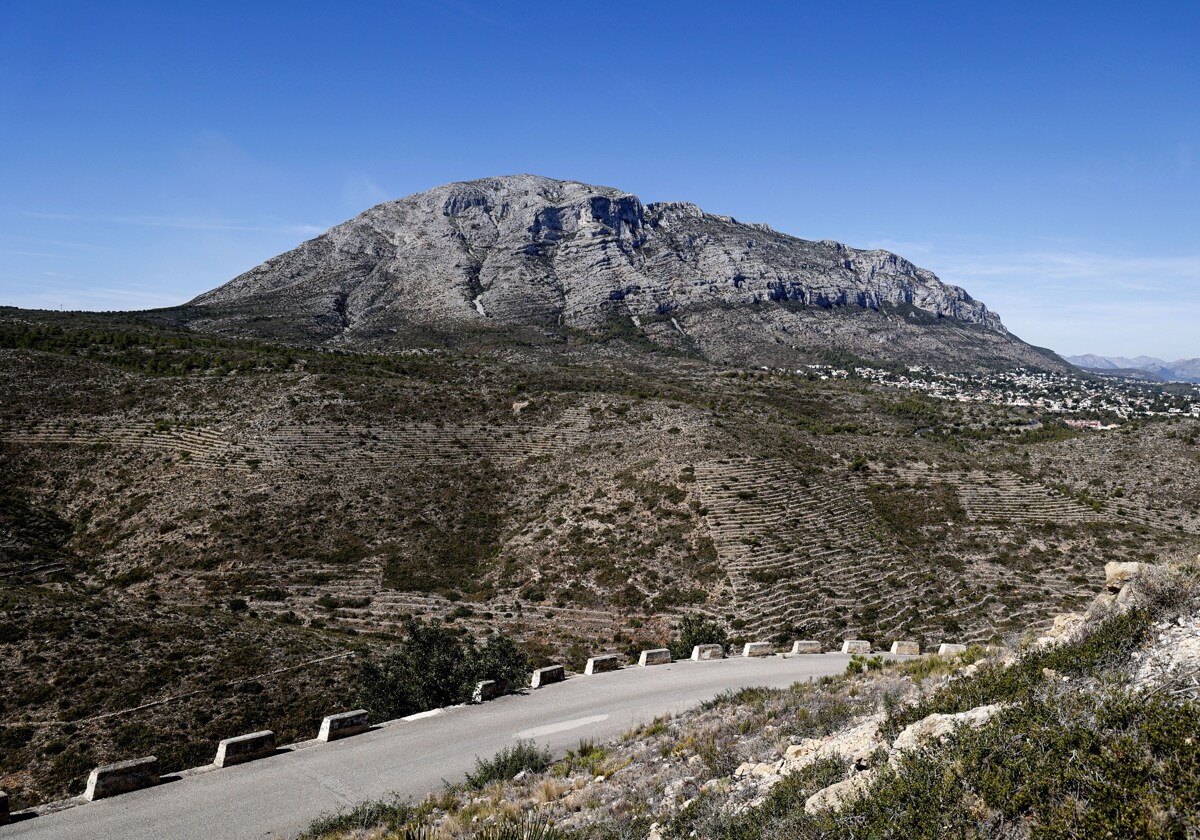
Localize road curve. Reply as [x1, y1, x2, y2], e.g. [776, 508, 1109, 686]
[2, 653, 898, 840]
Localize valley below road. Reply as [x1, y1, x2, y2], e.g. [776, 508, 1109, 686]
[1, 653, 895, 840]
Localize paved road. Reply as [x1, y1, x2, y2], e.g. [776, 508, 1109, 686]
[2, 653, 893, 840]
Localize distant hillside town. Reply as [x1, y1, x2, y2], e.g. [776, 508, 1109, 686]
[789, 364, 1200, 422]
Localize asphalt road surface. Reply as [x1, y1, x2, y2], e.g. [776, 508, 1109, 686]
[3, 653, 899, 840]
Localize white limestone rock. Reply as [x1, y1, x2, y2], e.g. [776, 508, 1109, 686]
[937, 643, 968, 656]
[1131, 612, 1200, 701]
[890, 704, 1005, 764]
[804, 769, 875, 814]
[1105, 561, 1146, 593]
[1034, 611, 1086, 648]
[783, 712, 885, 773]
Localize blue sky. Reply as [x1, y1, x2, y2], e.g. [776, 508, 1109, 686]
[2, 1, 1197, 359]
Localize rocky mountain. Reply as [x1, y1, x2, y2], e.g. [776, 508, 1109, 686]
[1068, 354, 1200, 383]
[180, 175, 1064, 371]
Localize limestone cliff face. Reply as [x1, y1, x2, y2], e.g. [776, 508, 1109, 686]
[186, 175, 1059, 370]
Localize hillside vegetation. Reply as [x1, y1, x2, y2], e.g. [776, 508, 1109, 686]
[2, 308, 1198, 806]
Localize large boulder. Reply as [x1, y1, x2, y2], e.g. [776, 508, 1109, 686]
[804, 769, 876, 814]
[1034, 611, 1086, 648]
[1105, 561, 1145, 593]
[890, 704, 1005, 763]
[783, 712, 885, 772]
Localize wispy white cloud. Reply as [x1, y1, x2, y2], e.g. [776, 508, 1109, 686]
[8, 236, 96, 250]
[993, 299, 1200, 360]
[862, 238, 936, 257]
[23, 211, 325, 237]
[0, 282, 184, 311]
[916, 249, 1200, 359]
[0, 248, 88, 260]
[862, 237, 1200, 288]
[933, 250, 1200, 293]
[857, 241, 1200, 358]
[340, 176, 391, 210]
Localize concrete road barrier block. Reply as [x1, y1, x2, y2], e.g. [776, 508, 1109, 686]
[318, 710, 370, 742]
[937, 643, 968, 656]
[638, 648, 672, 667]
[1, 790, 9, 825]
[215, 731, 276, 768]
[790, 640, 822, 654]
[841, 640, 871, 654]
[84, 756, 160, 801]
[472, 680, 504, 703]
[585, 654, 623, 675]
[691, 643, 725, 661]
[890, 640, 920, 656]
[531, 664, 565, 688]
[742, 642, 774, 657]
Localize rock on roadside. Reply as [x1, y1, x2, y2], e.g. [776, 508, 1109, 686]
[782, 712, 885, 773]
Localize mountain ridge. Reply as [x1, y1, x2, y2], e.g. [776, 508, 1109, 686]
[1067, 354, 1200, 383]
[177, 174, 1065, 372]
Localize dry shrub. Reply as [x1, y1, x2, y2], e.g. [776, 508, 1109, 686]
[1134, 553, 1200, 616]
[534, 779, 565, 805]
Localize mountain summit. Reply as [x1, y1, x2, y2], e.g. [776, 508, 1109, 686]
[182, 175, 1062, 370]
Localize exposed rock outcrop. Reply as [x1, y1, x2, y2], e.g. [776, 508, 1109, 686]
[1105, 561, 1146, 592]
[1132, 613, 1200, 701]
[1034, 611, 1086, 648]
[804, 769, 876, 814]
[782, 712, 885, 773]
[889, 704, 1006, 761]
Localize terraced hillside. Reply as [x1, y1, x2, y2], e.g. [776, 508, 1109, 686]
[1, 309, 1198, 806]
[695, 458, 914, 639]
[1025, 424, 1200, 534]
[688, 453, 1180, 645]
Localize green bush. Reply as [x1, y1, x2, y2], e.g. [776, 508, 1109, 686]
[795, 691, 1200, 840]
[302, 794, 416, 837]
[884, 607, 1153, 737]
[475, 631, 531, 691]
[669, 613, 729, 660]
[667, 687, 1199, 840]
[305, 807, 561, 840]
[356, 620, 531, 720]
[844, 654, 883, 675]
[664, 757, 849, 839]
[464, 740, 551, 790]
[554, 738, 609, 777]
[664, 594, 1199, 839]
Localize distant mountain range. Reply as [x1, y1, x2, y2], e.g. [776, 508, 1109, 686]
[1067, 354, 1200, 383]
